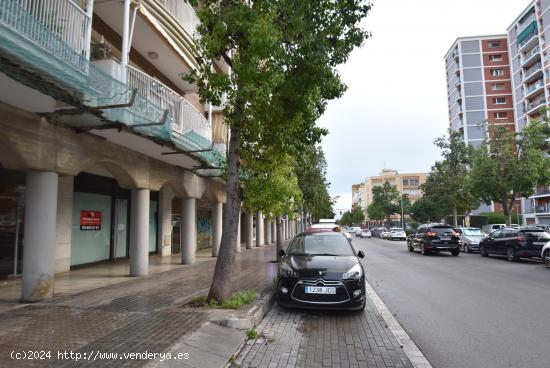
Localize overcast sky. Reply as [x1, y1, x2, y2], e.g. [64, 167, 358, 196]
[318, 0, 529, 213]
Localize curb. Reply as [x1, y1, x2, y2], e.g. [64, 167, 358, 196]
[364, 279, 433, 368]
[222, 292, 276, 368]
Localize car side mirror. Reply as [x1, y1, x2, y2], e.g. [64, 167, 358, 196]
[278, 250, 286, 257]
[357, 250, 365, 258]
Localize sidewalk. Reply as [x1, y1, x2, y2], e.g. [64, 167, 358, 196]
[0, 244, 280, 368]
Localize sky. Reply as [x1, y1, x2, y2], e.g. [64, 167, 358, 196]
[318, 0, 528, 213]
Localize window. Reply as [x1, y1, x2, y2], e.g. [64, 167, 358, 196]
[489, 54, 503, 62]
[490, 69, 504, 76]
[493, 97, 506, 104]
[491, 83, 505, 91]
[494, 112, 508, 119]
[402, 178, 419, 186]
[488, 41, 501, 48]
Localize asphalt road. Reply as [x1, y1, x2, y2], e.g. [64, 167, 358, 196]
[353, 236, 550, 368]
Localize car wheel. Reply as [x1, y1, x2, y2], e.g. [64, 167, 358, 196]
[451, 249, 459, 256]
[506, 247, 518, 262]
[480, 246, 489, 257]
[543, 250, 550, 268]
[464, 244, 470, 253]
[421, 244, 428, 256]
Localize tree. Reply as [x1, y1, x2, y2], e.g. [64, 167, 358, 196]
[339, 211, 353, 227]
[369, 181, 400, 225]
[187, 0, 371, 302]
[410, 196, 447, 223]
[350, 207, 365, 225]
[294, 145, 334, 222]
[422, 129, 479, 227]
[470, 120, 550, 225]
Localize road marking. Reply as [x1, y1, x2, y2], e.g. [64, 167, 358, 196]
[364, 279, 433, 368]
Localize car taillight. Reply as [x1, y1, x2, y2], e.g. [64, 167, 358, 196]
[426, 231, 437, 238]
[452, 232, 460, 237]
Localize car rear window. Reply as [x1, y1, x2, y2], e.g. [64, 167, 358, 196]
[463, 228, 483, 236]
[287, 234, 355, 256]
[520, 230, 550, 240]
[430, 227, 454, 235]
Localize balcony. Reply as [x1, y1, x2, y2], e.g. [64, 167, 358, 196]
[155, 0, 200, 37]
[535, 204, 550, 214]
[525, 79, 545, 99]
[0, 0, 92, 99]
[525, 96, 546, 115]
[522, 61, 543, 84]
[517, 21, 538, 53]
[126, 65, 212, 146]
[520, 46, 541, 69]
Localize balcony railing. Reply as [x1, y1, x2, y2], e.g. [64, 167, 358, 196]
[126, 65, 212, 142]
[526, 96, 546, 112]
[523, 61, 542, 79]
[526, 79, 544, 94]
[0, 0, 91, 73]
[535, 204, 550, 213]
[155, 0, 199, 37]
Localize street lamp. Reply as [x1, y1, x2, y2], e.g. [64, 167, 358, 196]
[396, 173, 405, 229]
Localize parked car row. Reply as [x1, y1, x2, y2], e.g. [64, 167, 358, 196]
[406, 223, 550, 267]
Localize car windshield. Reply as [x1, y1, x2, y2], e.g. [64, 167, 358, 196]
[390, 228, 404, 231]
[287, 234, 355, 256]
[463, 229, 483, 236]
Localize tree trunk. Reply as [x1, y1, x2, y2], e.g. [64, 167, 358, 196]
[502, 194, 511, 226]
[276, 216, 283, 262]
[207, 114, 242, 302]
[452, 205, 458, 227]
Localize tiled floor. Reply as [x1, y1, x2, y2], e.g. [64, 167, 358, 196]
[0, 244, 278, 367]
[0, 246, 242, 312]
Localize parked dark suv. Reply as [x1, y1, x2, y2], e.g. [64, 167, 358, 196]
[407, 224, 460, 256]
[479, 227, 550, 262]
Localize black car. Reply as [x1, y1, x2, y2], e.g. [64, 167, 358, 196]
[407, 224, 460, 256]
[479, 227, 550, 262]
[276, 232, 366, 310]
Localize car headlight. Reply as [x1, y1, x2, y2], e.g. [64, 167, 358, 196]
[342, 264, 363, 280]
[279, 263, 299, 278]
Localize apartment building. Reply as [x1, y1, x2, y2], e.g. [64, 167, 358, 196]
[0, 0, 291, 301]
[445, 35, 516, 148]
[361, 170, 427, 225]
[508, 0, 550, 225]
[351, 183, 365, 211]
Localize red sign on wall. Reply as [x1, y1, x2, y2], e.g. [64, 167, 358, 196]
[80, 210, 102, 230]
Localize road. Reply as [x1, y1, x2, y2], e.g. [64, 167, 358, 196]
[354, 236, 550, 368]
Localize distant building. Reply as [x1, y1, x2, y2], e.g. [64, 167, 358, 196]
[361, 170, 427, 225]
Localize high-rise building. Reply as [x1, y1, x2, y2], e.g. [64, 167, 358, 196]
[445, 35, 516, 148]
[508, 0, 550, 226]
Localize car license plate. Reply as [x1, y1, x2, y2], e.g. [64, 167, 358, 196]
[441, 237, 450, 241]
[305, 286, 336, 294]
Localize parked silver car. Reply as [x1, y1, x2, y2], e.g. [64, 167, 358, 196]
[457, 227, 486, 253]
[542, 241, 550, 268]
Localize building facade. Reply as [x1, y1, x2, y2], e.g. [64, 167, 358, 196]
[0, 0, 293, 301]
[361, 170, 427, 226]
[508, 0, 550, 225]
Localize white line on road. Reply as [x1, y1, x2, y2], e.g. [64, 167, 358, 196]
[364, 278, 433, 368]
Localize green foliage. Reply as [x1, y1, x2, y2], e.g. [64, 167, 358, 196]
[367, 181, 400, 223]
[339, 208, 364, 226]
[409, 196, 448, 223]
[294, 145, 334, 221]
[189, 295, 208, 307]
[246, 328, 258, 340]
[479, 212, 522, 225]
[422, 129, 479, 226]
[471, 120, 550, 225]
[221, 290, 257, 309]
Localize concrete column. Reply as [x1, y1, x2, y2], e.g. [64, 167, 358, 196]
[55, 175, 74, 273]
[235, 207, 242, 253]
[264, 218, 271, 245]
[256, 211, 264, 247]
[158, 186, 174, 257]
[130, 189, 150, 276]
[181, 197, 197, 264]
[21, 171, 58, 302]
[284, 218, 288, 239]
[271, 221, 276, 244]
[246, 212, 254, 249]
[212, 202, 223, 257]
